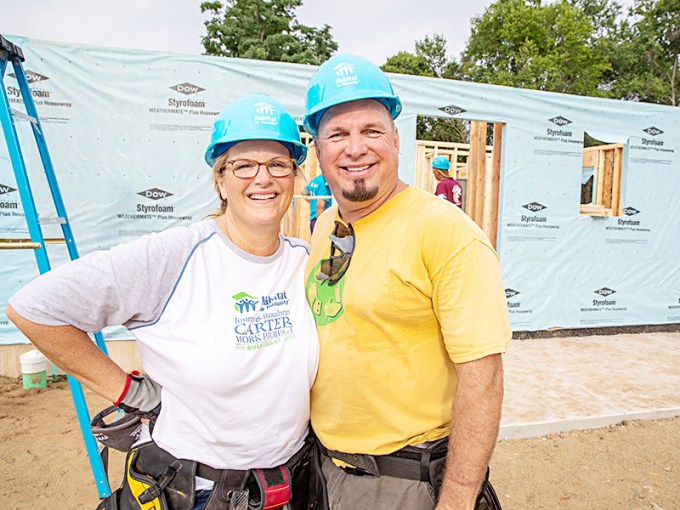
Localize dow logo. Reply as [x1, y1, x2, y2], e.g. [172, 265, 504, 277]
[643, 126, 663, 137]
[623, 207, 640, 216]
[439, 104, 466, 116]
[169, 82, 205, 95]
[522, 202, 547, 212]
[9, 69, 49, 83]
[232, 292, 259, 313]
[594, 287, 616, 297]
[548, 116, 572, 126]
[333, 63, 355, 77]
[0, 183, 17, 196]
[137, 188, 173, 201]
[505, 289, 520, 299]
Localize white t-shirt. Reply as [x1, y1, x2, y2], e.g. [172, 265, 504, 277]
[10, 219, 319, 470]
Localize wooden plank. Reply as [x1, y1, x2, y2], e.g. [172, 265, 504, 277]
[414, 144, 425, 190]
[477, 124, 488, 224]
[466, 126, 479, 218]
[452, 147, 460, 179]
[582, 147, 598, 168]
[595, 150, 605, 207]
[469, 121, 488, 226]
[484, 123, 503, 248]
[281, 139, 317, 242]
[601, 148, 614, 209]
[580, 203, 608, 216]
[611, 146, 623, 215]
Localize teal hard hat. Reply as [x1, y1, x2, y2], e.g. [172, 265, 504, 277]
[205, 93, 307, 167]
[432, 156, 451, 171]
[303, 53, 402, 136]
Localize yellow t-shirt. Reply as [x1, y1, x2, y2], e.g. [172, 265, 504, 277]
[305, 186, 511, 455]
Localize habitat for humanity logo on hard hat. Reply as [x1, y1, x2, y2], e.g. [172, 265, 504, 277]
[334, 63, 359, 88]
[254, 101, 277, 125]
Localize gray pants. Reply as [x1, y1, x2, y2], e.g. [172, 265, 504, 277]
[321, 455, 437, 510]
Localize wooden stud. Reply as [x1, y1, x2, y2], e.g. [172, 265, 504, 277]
[601, 148, 614, 210]
[580, 143, 624, 217]
[483, 123, 503, 248]
[595, 149, 605, 207]
[468, 121, 488, 226]
[611, 146, 623, 215]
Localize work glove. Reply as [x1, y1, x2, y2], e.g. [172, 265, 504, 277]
[114, 371, 162, 431]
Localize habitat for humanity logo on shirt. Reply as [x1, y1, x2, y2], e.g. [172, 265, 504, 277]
[231, 291, 294, 351]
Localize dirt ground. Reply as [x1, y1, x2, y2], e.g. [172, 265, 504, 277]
[1, 376, 678, 510]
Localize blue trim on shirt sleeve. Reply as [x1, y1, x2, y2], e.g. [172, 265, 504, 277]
[129, 231, 218, 331]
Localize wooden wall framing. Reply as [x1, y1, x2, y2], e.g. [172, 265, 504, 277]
[580, 143, 624, 217]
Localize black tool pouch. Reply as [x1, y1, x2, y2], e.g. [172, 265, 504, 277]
[474, 468, 503, 510]
[96, 441, 195, 510]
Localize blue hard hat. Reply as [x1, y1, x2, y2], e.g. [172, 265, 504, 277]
[432, 156, 451, 171]
[303, 53, 402, 136]
[205, 93, 307, 166]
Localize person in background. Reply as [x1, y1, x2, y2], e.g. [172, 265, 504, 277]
[302, 173, 332, 233]
[6, 94, 319, 510]
[302, 53, 510, 510]
[432, 155, 463, 208]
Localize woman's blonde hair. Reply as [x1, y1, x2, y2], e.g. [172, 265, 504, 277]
[209, 151, 231, 217]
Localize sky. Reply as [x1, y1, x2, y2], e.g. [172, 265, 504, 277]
[3, 0, 507, 65]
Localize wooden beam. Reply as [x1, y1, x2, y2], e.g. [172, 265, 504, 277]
[601, 148, 614, 209]
[611, 146, 623, 216]
[595, 150, 605, 206]
[484, 123, 503, 248]
[469, 121, 488, 226]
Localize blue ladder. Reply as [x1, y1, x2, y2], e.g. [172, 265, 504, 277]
[0, 34, 111, 498]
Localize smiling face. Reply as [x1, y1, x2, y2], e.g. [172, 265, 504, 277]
[215, 140, 295, 232]
[315, 99, 401, 222]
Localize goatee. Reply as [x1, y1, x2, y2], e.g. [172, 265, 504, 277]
[342, 179, 378, 202]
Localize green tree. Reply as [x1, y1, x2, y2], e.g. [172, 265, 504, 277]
[414, 34, 462, 79]
[622, 0, 680, 105]
[382, 34, 460, 79]
[381, 35, 465, 142]
[200, 0, 338, 64]
[381, 51, 435, 77]
[461, 0, 612, 96]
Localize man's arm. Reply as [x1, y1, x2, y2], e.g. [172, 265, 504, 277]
[315, 199, 326, 218]
[435, 353, 504, 510]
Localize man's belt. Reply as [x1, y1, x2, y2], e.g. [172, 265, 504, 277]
[195, 455, 296, 510]
[320, 441, 448, 481]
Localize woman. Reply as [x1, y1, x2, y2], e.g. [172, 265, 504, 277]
[6, 94, 319, 510]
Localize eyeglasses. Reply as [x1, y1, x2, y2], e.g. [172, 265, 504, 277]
[226, 157, 296, 179]
[316, 221, 354, 286]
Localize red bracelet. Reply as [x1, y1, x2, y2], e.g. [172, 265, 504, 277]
[113, 371, 139, 405]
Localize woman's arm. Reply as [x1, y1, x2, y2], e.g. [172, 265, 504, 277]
[6, 305, 127, 401]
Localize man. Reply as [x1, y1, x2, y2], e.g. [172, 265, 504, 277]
[303, 53, 511, 510]
[432, 155, 463, 208]
[302, 173, 332, 233]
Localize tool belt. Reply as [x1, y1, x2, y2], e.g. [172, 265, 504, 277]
[318, 438, 503, 510]
[97, 440, 314, 510]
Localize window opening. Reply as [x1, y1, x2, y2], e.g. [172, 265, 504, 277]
[580, 132, 624, 217]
